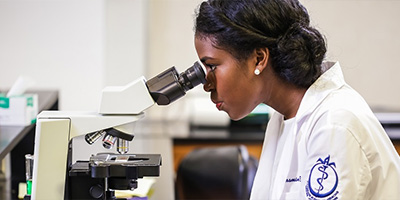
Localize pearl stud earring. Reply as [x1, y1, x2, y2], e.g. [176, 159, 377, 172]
[254, 68, 260, 76]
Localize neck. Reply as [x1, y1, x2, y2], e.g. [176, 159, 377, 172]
[274, 85, 306, 120]
[263, 75, 307, 120]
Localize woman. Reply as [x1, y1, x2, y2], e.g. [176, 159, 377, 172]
[194, 0, 400, 199]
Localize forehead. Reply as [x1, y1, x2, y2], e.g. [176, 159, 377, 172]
[195, 37, 233, 62]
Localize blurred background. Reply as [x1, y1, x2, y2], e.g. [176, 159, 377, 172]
[1, 0, 399, 117]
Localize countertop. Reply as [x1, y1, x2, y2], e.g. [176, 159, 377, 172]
[0, 90, 58, 160]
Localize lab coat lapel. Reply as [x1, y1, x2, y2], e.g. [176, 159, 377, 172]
[250, 112, 282, 199]
[271, 118, 297, 199]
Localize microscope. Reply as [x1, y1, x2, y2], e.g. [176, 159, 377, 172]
[30, 62, 206, 200]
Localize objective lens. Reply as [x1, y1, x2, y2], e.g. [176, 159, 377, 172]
[117, 138, 129, 154]
[102, 134, 117, 149]
[85, 130, 106, 145]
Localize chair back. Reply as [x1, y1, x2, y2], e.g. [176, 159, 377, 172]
[176, 145, 258, 200]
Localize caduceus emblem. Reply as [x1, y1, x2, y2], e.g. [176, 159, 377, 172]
[308, 155, 338, 198]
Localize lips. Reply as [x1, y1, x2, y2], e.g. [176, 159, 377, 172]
[216, 102, 223, 110]
[211, 96, 223, 111]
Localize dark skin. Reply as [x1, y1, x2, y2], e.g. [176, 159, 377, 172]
[195, 36, 306, 120]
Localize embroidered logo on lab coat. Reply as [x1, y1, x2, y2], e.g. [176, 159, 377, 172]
[305, 155, 339, 199]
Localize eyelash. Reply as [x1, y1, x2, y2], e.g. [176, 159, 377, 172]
[206, 64, 217, 72]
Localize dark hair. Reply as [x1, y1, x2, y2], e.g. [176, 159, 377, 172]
[195, 0, 326, 88]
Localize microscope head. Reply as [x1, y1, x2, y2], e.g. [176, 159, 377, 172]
[99, 61, 205, 114]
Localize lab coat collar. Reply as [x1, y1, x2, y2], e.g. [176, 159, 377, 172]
[296, 61, 345, 121]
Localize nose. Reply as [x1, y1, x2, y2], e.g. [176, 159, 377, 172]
[203, 71, 215, 92]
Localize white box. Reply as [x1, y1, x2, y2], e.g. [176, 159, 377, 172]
[0, 93, 38, 126]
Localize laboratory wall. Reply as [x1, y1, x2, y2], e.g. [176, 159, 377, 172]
[0, 0, 400, 114]
[145, 0, 205, 120]
[300, 0, 400, 111]
[0, 0, 147, 111]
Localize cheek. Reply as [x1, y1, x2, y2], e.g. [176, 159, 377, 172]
[216, 70, 243, 97]
[217, 71, 258, 120]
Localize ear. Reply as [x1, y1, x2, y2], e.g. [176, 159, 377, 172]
[254, 47, 269, 73]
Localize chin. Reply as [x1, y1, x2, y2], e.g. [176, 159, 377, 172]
[228, 112, 248, 121]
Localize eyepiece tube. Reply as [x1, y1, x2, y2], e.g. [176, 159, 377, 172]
[146, 61, 206, 105]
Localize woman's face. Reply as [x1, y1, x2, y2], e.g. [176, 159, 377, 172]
[195, 36, 264, 120]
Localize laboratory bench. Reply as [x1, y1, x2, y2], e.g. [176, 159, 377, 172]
[0, 90, 59, 200]
[172, 125, 265, 172]
[171, 117, 400, 174]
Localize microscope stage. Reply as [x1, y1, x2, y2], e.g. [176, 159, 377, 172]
[69, 153, 161, 179]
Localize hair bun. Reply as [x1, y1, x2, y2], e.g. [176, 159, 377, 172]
[272, 22, 326, 87]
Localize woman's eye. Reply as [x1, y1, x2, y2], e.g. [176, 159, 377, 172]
[207, 64, 217, 72]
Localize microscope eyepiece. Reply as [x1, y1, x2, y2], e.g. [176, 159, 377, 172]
[179, 61, 206, 91]
[146, 61, 206, 105]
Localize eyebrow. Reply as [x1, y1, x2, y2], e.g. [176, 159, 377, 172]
[200, 56, 214, 63]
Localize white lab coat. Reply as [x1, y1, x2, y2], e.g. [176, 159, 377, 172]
[250, 61, 400, 200]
